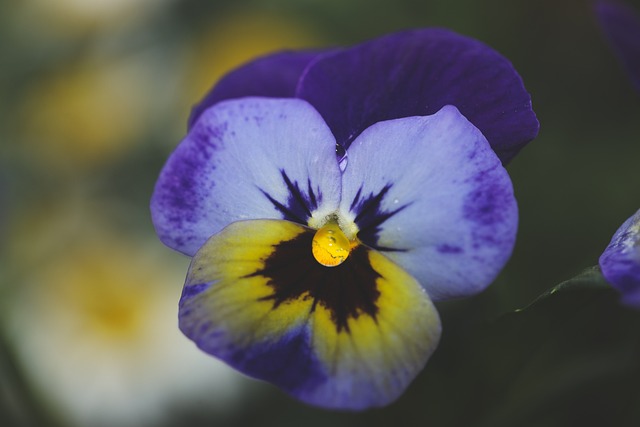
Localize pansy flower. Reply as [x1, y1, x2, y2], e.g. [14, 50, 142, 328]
[596, 2, 640, 307]
[599, 209, 640, 307]
[152, 29, 539, 409]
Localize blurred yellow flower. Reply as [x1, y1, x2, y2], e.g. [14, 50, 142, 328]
[5, 213, 242, 426]
[19, 57, 152, 170]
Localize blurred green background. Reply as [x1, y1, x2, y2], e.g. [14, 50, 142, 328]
[1, 0, 639, 426]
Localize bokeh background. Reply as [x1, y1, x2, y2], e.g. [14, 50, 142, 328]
[1, 0, 639, 426]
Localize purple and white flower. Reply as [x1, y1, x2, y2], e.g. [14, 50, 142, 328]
[596, 2, 640, 307]
[151, 28, 538, 410]
[600, 210, 640, 307]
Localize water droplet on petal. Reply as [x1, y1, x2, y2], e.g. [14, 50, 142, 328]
[312, 223, 351, 267]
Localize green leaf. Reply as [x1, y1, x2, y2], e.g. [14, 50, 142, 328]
[516, 265, 612, 312]
[460, 267, 640, 427]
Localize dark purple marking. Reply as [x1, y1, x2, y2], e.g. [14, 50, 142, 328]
[181, 282, 213, 300]
[261, 170, 322, 225]
[151, 137, 217, 230]
[248, 229, 381, 332]
[198, 122, 228, 143]
[226, 325, 328, 393]
[437, 244, 464, 254]
[350, 184, 409, 252]
[463, 184, 511, 228]
[462, 166, 516, 253]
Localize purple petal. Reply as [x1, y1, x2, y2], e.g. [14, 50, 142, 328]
[599, 208, 640, 308]
[188, 51, 327, 128]
[339, 106, 518, 300]
[297, 28, 539, 164]
[596, 1, 640, 93]
[151, 98, 342, 256]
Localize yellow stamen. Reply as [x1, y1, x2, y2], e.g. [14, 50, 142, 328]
[312, 223, 352, 267]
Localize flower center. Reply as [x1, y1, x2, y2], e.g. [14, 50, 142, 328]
[312, 223, 352, 267]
